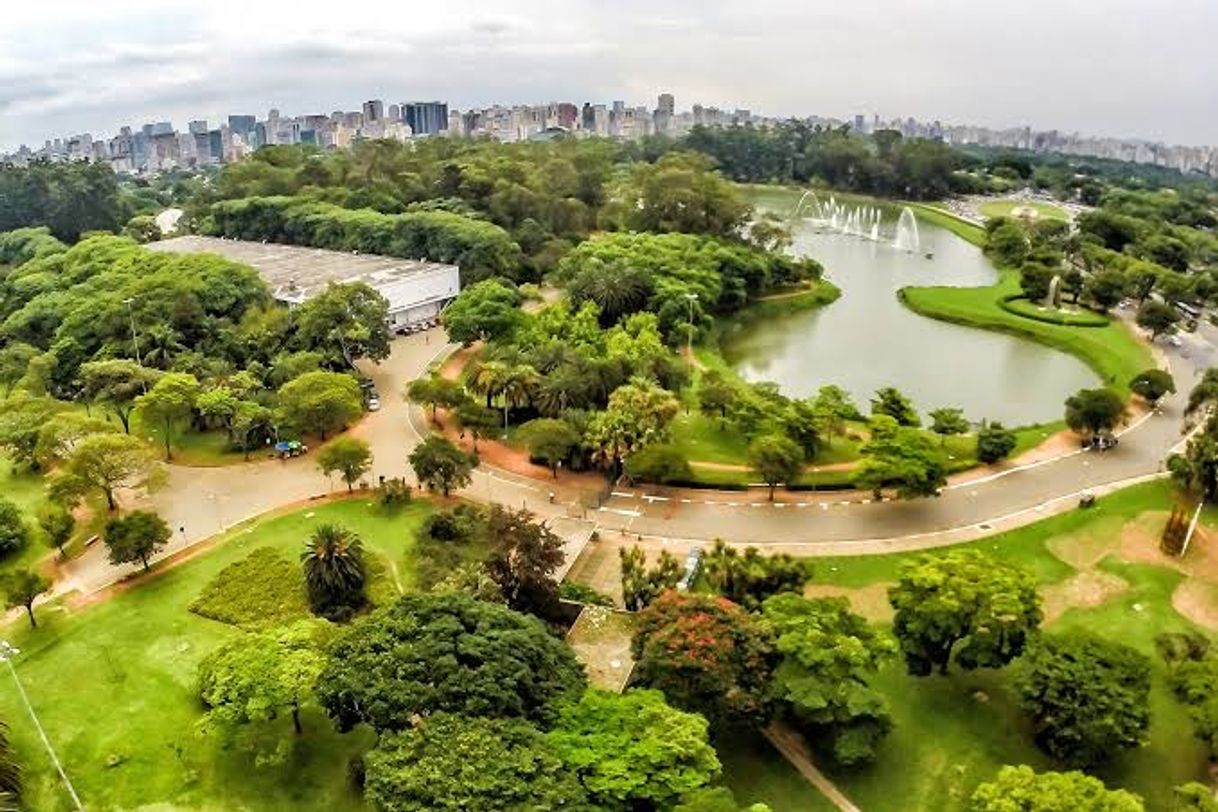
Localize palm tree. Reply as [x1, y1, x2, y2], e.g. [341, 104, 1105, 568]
[300, 524, 366, 613]
[140, 324, 186, 369]
[0, 719, 20, 812]
[499, 364, 540, 428]
[465, 360, 510, 409]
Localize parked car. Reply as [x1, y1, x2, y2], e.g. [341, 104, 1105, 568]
[367, 397, 381, 412]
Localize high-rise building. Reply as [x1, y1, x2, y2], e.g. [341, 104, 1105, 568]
[654, 93, 675, 134]
[403, 102, 449, 136]
[228, 115, 256, 138]
[388, 104, 400, 121]
[362, 99, 384, 123]
[188, 119, 208, 135]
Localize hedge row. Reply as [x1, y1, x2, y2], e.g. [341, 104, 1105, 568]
[205, 196, 523, 284]
[998, 294, 1110, 327]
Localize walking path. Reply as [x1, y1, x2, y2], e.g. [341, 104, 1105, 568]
[55, 318, 1218, 597]
[764, 724, 861, 812]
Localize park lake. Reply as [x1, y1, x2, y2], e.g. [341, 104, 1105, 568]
[721, 191, 1099, 426]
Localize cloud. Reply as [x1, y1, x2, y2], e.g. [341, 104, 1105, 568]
[0, 0, 1215, 150]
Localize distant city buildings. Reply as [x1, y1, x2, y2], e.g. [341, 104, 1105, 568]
[4, 92, 1215, 179]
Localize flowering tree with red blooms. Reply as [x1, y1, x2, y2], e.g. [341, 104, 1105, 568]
[631, 591, 776, 728]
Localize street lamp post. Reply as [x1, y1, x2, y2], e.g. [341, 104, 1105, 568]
[0, 642, 83, 811]
[122, 297, 143, 369]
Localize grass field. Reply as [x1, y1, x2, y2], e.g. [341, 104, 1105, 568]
[900, 269, 1153, 396]
[0, 497, 443, 811]
[978, 199, 1070, 222]
[800, 480, 1212, 811]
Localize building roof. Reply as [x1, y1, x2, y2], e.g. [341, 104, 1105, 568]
[148, 236, 459, 312]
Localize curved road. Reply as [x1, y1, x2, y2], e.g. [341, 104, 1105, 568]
[59, 319, 1216, 595]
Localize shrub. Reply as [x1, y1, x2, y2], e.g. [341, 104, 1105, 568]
[189, 547, 310, 629]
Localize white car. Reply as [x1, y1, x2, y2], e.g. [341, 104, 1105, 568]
[367, 397, 381, 411]
[1168, 335, 1183, 347]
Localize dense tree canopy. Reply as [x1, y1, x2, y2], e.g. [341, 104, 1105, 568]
[969, 765, 1144, 812]
[1015, 633, 1151, 766]
[546, 689, 721, 809]
[316, 593, 585, 732]
[763, 593, 896, 764]
[889, 550, 1042, 676]
[364, 713, 587, 812]
[0, 160, 124, 241]
[632, 591, 775, 727]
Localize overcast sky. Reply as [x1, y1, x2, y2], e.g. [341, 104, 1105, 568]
[2, 0, 1215, 151]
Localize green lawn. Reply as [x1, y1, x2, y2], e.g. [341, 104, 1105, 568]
[900, 269, 1153, 396]
[0, 497, 443, 811]
[978, 199, 1070, 222]
[803, 480, 1210, 811]
[718, 731, 837, 811]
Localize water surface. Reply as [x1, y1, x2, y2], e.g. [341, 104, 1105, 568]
[720, 208, 1098, 426]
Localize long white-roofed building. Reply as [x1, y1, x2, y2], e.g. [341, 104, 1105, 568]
[147, 235, 460, 331]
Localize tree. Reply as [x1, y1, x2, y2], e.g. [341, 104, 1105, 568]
[546, 689, 721, 809]
[79, 359, 161, 433]
[1172, 412, 1218, 501]
[0, 717, 19, 811]
[889, 549, 1042, 676]
[625, 443, 693, 484]
[702, 540, 809, 610]
[408, 434, 476, 496]
[1065, 387, 1125, 438]
[518, 418, 579, 476]
[2, 569, 49, 629]
[198, 620, 329, 736]
[300, 523, 366, 616]
[620, 546, 682, 611]
[134, 372, 200, 460]
[632, 591, 775, 727]
[316, 593, 585, 732]
[1173, 783, 1218, 812]
[404, 375, 466, 421]
[230, 400, 274, 459]
[276, 371, 363, 439]
[976, 421, 1017, 464]
[484, 505, 565, 617]
[364, 714, 587, 812]
[928, 407, 969, 441]
[698, 372, 736, 428]
[812, 385, 858, 440]
[676, 787, 772, 812]
[451, 401, 499, 452]
[34, 412, 116, 467]
[762, 593, 896, 764]
[35, 504, 74, 558]
[0, 501, 28, 559]
[103, 509, 171, 571]
[1085, 268, 1127, 311]
[1015, 633, 1150, 766]
[60, 432, 157, 510]
[441, 279, 523, 345]
[585, 378, 680, 472]
[1130, 368, 1176, 406]
[316, 437, 373, 492]
[853, 415, 946, 500]
[747, 434, 804, 500]
[871, 386, 920, 427]
[969, 766, 1144, 812]
[292, 282, 391, 367]
[0, 343, 37, 397]
[1136, 299, 1181, 339]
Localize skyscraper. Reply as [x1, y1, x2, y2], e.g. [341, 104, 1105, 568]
[655, 93, 675, 134]
[362, 99, 384, 123]
[403, 102, 449, 136]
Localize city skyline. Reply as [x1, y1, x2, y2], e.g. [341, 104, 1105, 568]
[2, 0, 1216, 153]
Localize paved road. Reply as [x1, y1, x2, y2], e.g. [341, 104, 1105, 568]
[59, 318, 1216, 595]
